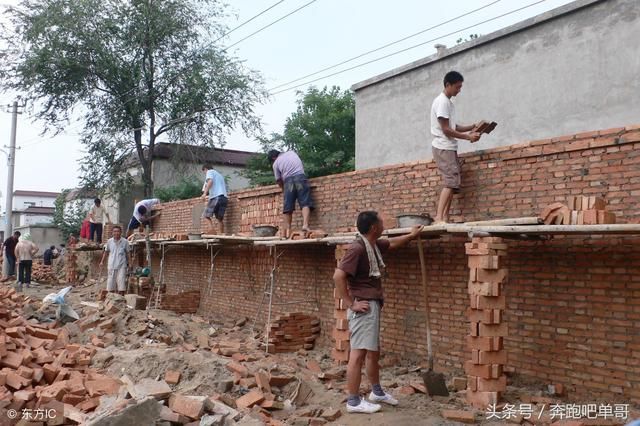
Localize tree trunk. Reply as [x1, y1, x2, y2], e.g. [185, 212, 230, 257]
[134, 128, 154, 197]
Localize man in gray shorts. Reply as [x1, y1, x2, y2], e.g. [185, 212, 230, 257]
[201, 164, 228, 235]
[431, 70, 482, 223]
[333, 211, 422, 414]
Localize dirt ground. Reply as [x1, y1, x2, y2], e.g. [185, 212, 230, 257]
[9, 278, 639, 425]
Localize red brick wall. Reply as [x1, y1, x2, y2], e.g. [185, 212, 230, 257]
[148, 125, 640, 402]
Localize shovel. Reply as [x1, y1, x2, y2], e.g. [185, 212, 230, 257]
[417, 236, 449, 396]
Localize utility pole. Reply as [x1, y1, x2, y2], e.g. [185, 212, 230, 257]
[3, 101, 23, 242]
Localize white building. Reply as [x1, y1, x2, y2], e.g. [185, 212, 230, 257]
[11, 190, 60, 228]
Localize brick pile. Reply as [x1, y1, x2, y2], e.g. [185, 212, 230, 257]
[331, 245, 350, 364]
[542, 196, 617, 225]
[158, 290, 200, 314]
[567, 195, 616, 225]
[0, 286, 121, 424]
[465, 237, 508, 409]
[266, 313, 320, 353]
[32, 262, 58, 284]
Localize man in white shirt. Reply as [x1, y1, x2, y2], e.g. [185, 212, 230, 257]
[127, 198, 161, 237]
[89, 198, 111, 243]
[15, 234, 38, 292]
[431, 71, 481, 223]
[100, 225, 131, 295]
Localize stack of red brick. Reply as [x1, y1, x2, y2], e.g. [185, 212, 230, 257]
[567, 195, 616, 225]
[331, 245, 350, 364]
[32, 263, 58, 285]
[465, 237, 508, 408]
[266, 313, 320, 353]
[0, 287, 121, 424]
[541, 196, 616, 225]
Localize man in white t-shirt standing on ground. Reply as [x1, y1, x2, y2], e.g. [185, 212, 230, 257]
[100, 225, 131, 296]
[431, 71, 481, 224]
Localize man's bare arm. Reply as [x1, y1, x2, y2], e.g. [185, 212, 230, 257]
[439, 117, 480, 142]
[456, 123, 477, 132]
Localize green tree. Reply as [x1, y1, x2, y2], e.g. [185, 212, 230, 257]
[155, 177, 203, 202]
[53, 190, 89, 241]
[244, 86, 355, 186]
[1, 0, 266, 197]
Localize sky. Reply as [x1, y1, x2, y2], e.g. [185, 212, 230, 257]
[0, 0, 576, 200]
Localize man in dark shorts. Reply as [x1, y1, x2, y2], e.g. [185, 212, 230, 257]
[127, 198, 161, 237]
[268, 150, 314, 238]
[201, 164, 228, 235]
[333, 211, 423, 414]
[430, 71, 482, 223]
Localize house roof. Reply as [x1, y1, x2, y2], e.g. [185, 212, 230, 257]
[13, 206, 56, 215]
[65, 188, 98, 202]
[13, 190, 60, 198]
[151, 143, 259, 167]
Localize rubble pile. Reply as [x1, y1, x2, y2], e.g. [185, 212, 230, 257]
[31, 263, 59, 285]
[0, 287, 121, 424]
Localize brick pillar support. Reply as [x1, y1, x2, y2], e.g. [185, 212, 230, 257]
[465, 236, 508, 408]
[332, 244, 350, 364]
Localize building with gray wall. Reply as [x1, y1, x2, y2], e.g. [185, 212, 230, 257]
[352, 0, 640, 169]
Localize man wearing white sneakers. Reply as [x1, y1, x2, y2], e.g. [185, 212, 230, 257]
[333, 211, 422, 413]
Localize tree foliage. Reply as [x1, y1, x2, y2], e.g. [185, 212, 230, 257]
[243, 86, 355, 186]
[53, 190, 88, 241]
[1, 0, 266, 197]
[155, 177, 203, 202]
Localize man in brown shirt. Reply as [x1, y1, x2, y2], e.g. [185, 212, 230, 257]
[333, 211, 422, 414]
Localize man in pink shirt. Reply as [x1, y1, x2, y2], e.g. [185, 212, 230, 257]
[268, 150, 314, 238]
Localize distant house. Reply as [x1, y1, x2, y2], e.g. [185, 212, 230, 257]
[107, 143, 259, 225]
[11, 190, 60, 228]
[0, 190, 62, 249]
[145, 143, 257, 191]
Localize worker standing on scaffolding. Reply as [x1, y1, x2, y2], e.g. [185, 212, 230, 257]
[268, 149, 314, 238]
[100, 225, 131, 296]
[333, 211, 423, 414]
[201, 164, 228, 235]
[431, 71, 482, 224]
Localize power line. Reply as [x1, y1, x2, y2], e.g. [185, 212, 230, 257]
[268, 0, 502, 91]
[270, 0, 546, 95]
[214, 1, 285, 43]
[225, 0, 319, 50]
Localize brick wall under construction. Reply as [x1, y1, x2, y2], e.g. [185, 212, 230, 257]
[147, 125, 640, 402]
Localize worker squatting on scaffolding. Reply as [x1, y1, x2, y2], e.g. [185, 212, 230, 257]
[201, 164, 228, 235]
[126, 198, 162, 237]
[333, 211, 423, 414]
[268, 149, 314, 238]
[99, 225, 131, 296]
[431, 71, 483, 224]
